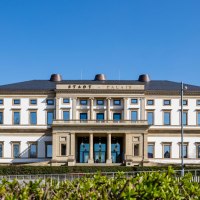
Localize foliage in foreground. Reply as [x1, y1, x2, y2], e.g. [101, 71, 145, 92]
[1, 167, 200, 199]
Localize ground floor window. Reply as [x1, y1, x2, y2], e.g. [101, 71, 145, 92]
[29, 142, 37, 158]
[148, 143, 154, 158]
[163, 144, 171, 158]
[45, 142, 52, 158]
[12, 142, 20, 158]
[179, 144, 188, 158]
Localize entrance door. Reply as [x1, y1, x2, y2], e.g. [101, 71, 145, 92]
[94, 137, 107, 163]
[111, 137, 123, 163]
[78, 137, 89, 163]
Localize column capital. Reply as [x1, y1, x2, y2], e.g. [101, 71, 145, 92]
[106, 97, 111, 100]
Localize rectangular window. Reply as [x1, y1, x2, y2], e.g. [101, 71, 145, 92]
[148, 144, 154, 158]
[197, 112, 200, 126]
[47, 111, 54, 125]
[63, 111, 70, 120]
[131, 99, 138, 104]
[80, 100, 87, 105]
[29, 143, 37, 158]
[14, 111, 20, 125]
[13, 143, 20, 158]
[163, 144, 171, 158]
[0, 99, 3, 105]
[80, 113, 87, 120]
[113, 113, 121, 121]
[134, 144, 139, 156]
[45, 142, 52, 158]
[183, 112, 188, 125]
[30, 99, 37, 105]
[0, 112, 3, 124]
[61, 144, 66, 156]
[147, 100, 154, 105]
[164, 112, 170, 125]
[30, 112, 37, 125]
[63, 98, 70, 103]
[47, 99, 54, 105]
[197, 100, 200, 106]
[14, 99, 20, 105]
[197, 145, 200, 158]
[96, 113, 104, 121]
[147, 112, 154, 125]
[183, 100, 188, 105]
[97, 100, 104, 105]
[164, 100, 171, 105]
[131, 111, 138, 121]
[0, 143, 3, 157]
[180, 144, 188, 158]
[113, 99, 121, 105]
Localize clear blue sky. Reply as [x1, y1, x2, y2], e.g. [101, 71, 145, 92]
[0, 0, 200, 85]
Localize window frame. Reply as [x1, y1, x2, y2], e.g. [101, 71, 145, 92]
[147, 99, 154, 106]
[30, 99, 37, 105]
[163, 100, 171, 106]
[13, 99, 20, 105]
[0, 142, 4, 158]
[96, 113, 105, 121]
[96, 99, 104, 106]
[163, 111, 171, 125]
[29, 110, 37, 125]
[131, 110, 138, 121]
[47, 110, 54, 125]
[0, 99, 3, 105]
[148, 143, 155, 158]
[63, 98, 70, 104]
[0, 110, 3, 124]
[13, 110, 20, 125]
[46, 99, 54, 105]
[45, 142, 52, 158]
[11, 142, 21, 158]
[28, 142, 38, 158]
[179, 143, 188, 158]
[131, 99, 138, 104]
[63, 110, 70, 121]
[147, 111, 154, 125]
[113, 99, 121, 106]
[197, 100, 200, 106]
[80, 99, 88, 105]
[113, 113, 122, 121]
[162, 143, 172, 158]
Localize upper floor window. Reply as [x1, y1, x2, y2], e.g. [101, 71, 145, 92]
[197, 112, 200, 126]
[113, 113, 121, 121]
[183, 100, 188, 106]
[47, 99, 54, 105]
[197, 100, 200, 106]
[163, 100, 171, 106]
[13, 111, 20, 125]
[131, 99, 138, 104]
[80, 113, 88, 121]
[63, 98, 70, 103]
[147, 112, 154, 125]
[30, 99, 37, 105]
[80, 99, 88, 105]
[0, 99, 3, 105]
[147, 100, 154, 105]
[182, 112, 188, 125]
[96, 113, 104, 121]
[131, 111, 138, 121]
[47, 111, 54, 125]
[164, 111, 170, 125]
[113, 99, 121, 106]
[63, 111, 70, 120]
[0, 112, 3, 124]
[97, 100, 104, 105]
[13, 99, 20, 105]
[30, 111, 37, 125]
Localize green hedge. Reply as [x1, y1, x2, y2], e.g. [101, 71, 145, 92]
[0, 165, 200, 175]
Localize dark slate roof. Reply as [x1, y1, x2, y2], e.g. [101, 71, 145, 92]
[0, 79, 200, 93]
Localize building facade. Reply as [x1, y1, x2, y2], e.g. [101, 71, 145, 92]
[0, 73, 200, 166]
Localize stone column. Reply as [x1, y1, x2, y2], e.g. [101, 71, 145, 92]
[72, 98, 77, 120]
[123, 98, 128, 120]
[90, 98, 94, 120]
[143, 132, 148, 163]
[107, 98, 111, 121]
[140, 98, 145, 120]
[106, 133, 112, 163]
[68, 132, 76, 166]
[56, 97, 60, 120]
[88, 132, 94, 163]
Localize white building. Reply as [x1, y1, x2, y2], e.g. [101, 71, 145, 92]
[0, 73, 200, 166]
